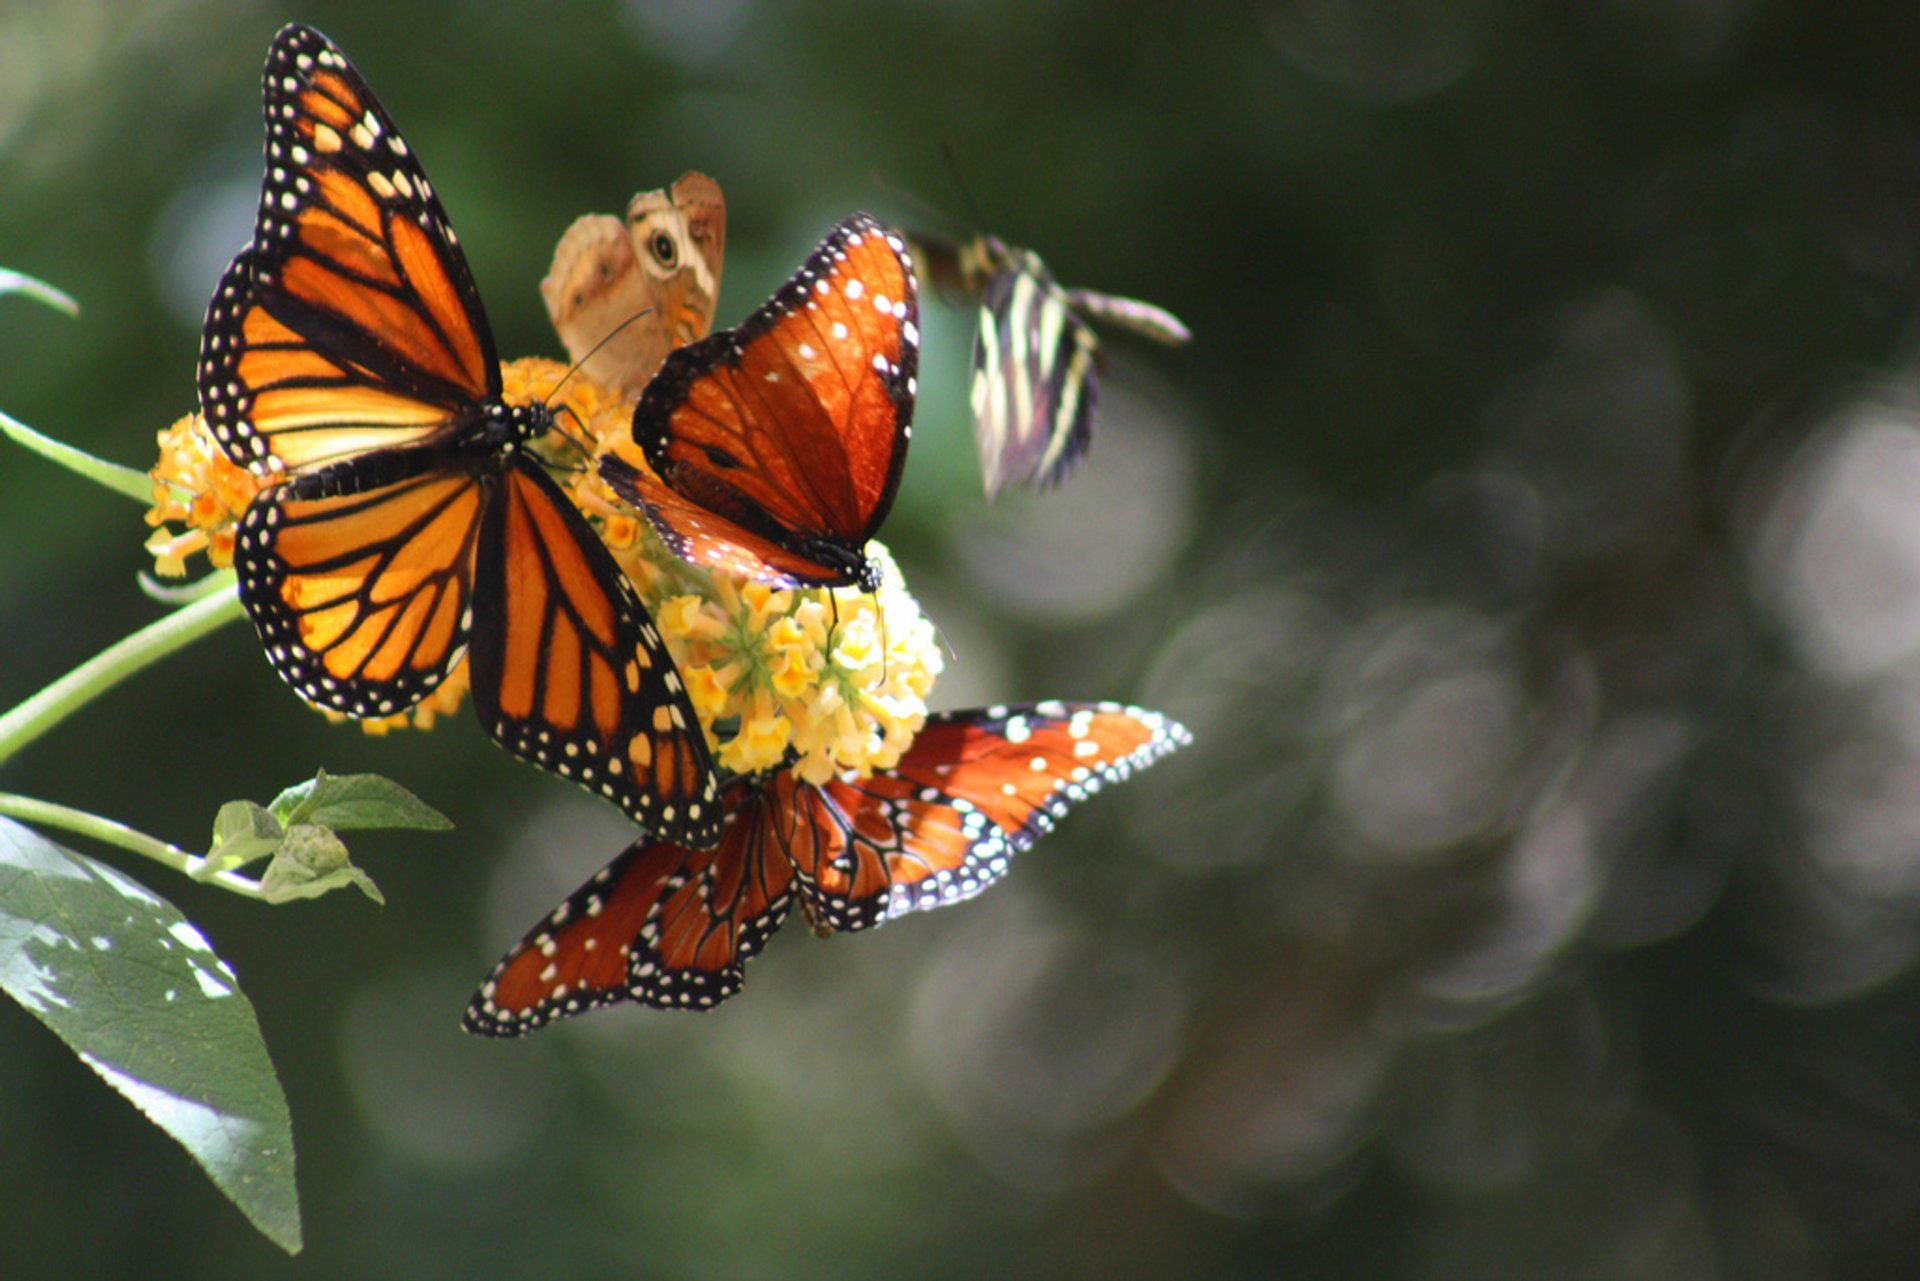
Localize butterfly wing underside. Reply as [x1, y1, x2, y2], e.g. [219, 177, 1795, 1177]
[541, 171, 728, 398]
[464, 778, 794, 1035]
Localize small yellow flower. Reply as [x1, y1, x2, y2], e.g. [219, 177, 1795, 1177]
[144, 413, 264, 575]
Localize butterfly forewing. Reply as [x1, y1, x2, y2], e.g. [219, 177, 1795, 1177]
[200, 25, 497, 474]
[468, 460, 721, 844]
[464, 837, 689, 1036]
[864, 702, 1192, 921]
[610, 213, 918, 590]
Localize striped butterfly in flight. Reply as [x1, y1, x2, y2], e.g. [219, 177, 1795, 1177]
[599, 213, 920, 593]
[465, 702, 1190, 1033]
[912, 232, 1189, 499]
[541, 171, 727, 399]
[197, 24, 721, 843]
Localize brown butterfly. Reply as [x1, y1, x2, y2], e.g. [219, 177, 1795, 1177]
[541, 171, 727, 398]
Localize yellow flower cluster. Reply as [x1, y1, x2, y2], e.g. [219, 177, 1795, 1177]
[509, 357, 943, 783]
[141, 358, 943, 781]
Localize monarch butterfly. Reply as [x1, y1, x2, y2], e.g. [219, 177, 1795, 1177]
[540, 171, 727, 399]
[912, 232, 1190, 499]
[198, 24, 721, 844]
[464, 701, 1190, 1033]
[598, 213, 919, 593]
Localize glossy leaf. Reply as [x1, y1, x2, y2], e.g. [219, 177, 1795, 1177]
[0, 817, 300, 1253]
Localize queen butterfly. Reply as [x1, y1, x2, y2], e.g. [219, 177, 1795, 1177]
[465, 701, 1190, 1033]
[598, 213, 919, 593]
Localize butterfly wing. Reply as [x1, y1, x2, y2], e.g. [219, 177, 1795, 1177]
[464, 779, 793, 1034]
[199, 24, 501, 475]
[609, 212, 918, 590]
[802, 702, 1192, 929]
[540, 172, 727, 398]
[467, 457, 720, 844]
[971, 253, 1102, 498]
[233, 461, 485, 718]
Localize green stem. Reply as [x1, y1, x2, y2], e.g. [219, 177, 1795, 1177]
[0, 582, 244, 768]
[0, 793, 267, 900]
[0, 408, 151, 503]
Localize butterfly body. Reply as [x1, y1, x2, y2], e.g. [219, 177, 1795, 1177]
[602, 213, 919, 592]
[203, 25, 720, 843]
[465, 701, 1191, 1034]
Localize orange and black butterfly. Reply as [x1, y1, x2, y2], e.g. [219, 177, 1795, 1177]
[197, 24, 721, 843]
[541, 171, 727, 399]
[913, 232, 1189, 499]
[464, 702, 1190, 1033]
[598, 213, 919, 593]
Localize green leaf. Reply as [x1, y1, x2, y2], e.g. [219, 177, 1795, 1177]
[0, 408, 152, 503]
[201, 801, 284, 877]
[0, 267, 79, 316]
[258, 824, 384, 906]
[0, 817, 300, 1253]
[268, 771, 453, 834]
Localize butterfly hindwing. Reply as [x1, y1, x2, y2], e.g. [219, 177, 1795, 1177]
[468, 458, 720, 844]
[605, 212, 918, 591]
[465, 778, 794, 1035]
[232, 462, 485, 719]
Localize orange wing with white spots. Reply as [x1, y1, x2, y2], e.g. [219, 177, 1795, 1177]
[465, 776, 796, 1033]
[468, 459, 719, 841]
[602, 213, 918, 593]
[464, 703, 1190, 1033]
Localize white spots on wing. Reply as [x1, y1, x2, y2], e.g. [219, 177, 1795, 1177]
[832, 321, 849, 341]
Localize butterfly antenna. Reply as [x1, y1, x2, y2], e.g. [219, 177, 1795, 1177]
[541, 305, 659, 409]
[938, 140, 990, 230]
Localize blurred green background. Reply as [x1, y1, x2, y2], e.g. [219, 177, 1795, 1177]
[8, 0, 1920, 1276]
